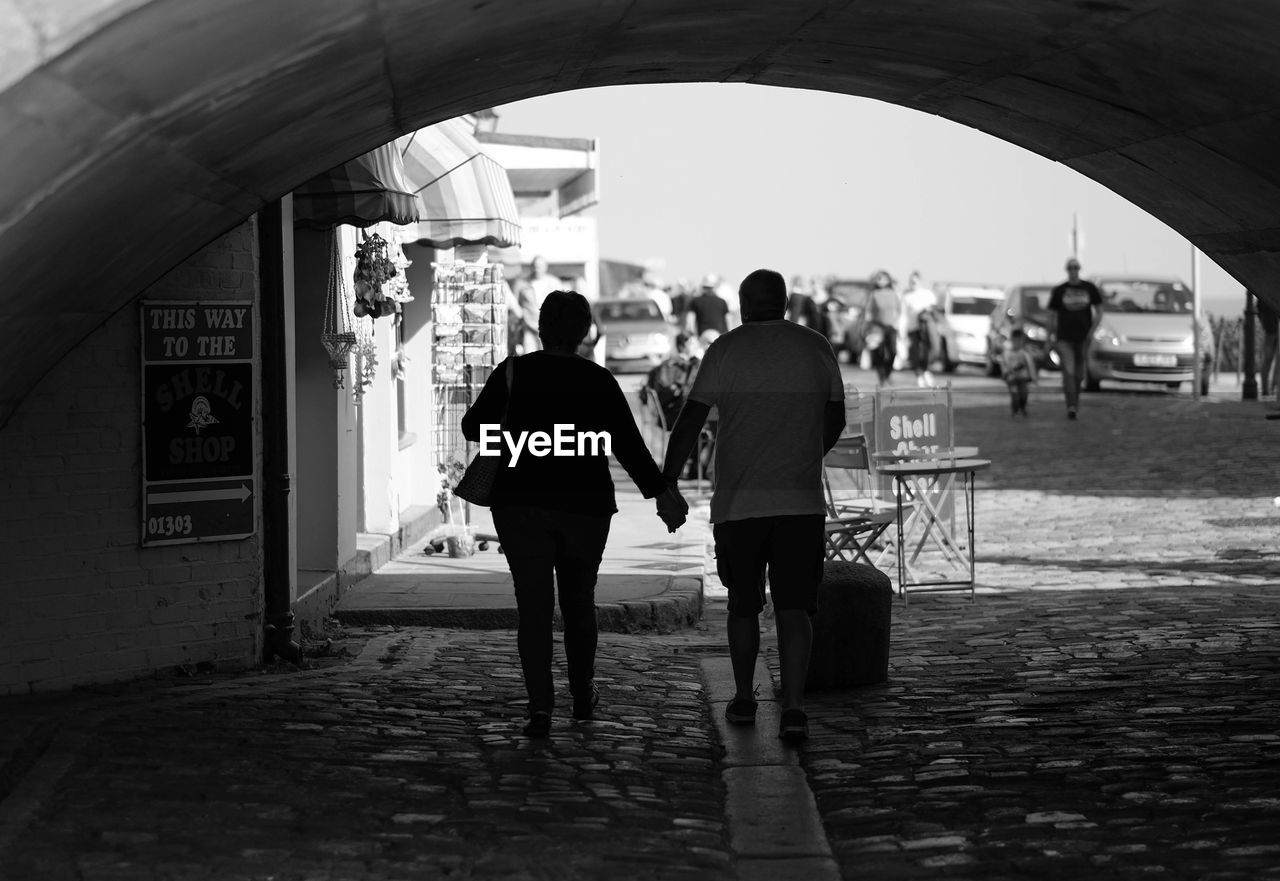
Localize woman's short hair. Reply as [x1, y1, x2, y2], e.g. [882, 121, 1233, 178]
[538, 290, 593, 350]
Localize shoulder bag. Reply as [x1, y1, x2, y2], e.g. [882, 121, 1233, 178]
[453, 357, 515, 507]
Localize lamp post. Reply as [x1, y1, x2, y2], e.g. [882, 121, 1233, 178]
[1243, 290, 1258, 400]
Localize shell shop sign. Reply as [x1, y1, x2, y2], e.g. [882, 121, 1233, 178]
[141, 301, 254, 546]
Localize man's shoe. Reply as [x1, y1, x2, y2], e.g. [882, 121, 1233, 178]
[572, 683, 601, 721]
[724, 698, 758, 726]
[522, 711, 552, 738]
[778, 709, 809, 743]
[1067, 407, 1078, 420]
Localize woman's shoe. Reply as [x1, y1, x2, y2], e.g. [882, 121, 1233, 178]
[724, 697, 758, 726]
[522, 711, 552, 738]
[573, 683, 601, 721]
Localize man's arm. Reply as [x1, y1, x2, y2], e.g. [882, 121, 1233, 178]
[1045, 286, 1060, 341]
[661, 400, 711, 482]
[823, 400, 846, 454]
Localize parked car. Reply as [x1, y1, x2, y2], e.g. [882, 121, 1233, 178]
[985, 283, 1060, 376]
[1084, 275, 1212, 395]
[932, 283, 1005, 372]
[823, 278, 874, 363]
[594, 297, 672, 373]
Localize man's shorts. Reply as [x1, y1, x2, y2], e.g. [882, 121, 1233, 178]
[713, 514, 824, 616]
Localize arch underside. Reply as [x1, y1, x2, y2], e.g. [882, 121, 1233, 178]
[2, 0, 1279, 424]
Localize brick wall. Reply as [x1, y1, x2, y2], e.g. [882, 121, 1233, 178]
[0, 222, 264, 694]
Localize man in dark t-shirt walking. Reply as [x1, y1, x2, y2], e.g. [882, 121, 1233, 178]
[688, 274, 730, 337]
[1047, 257, 1103, 419]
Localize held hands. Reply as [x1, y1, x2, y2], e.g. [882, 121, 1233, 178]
[655, 484, 689, 533]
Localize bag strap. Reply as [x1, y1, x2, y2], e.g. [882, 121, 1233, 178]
[498, 356, 516, 430]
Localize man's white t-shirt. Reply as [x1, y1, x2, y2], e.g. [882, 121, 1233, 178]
[687, 320, 844, 524]
[901, 285, 936, 330]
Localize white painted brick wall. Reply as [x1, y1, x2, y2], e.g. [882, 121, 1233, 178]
[0, 222, 265, 695]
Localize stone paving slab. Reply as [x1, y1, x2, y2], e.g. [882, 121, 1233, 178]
[335, 490, 707, 632]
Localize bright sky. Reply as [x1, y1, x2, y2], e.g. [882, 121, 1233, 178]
[493, 83, 1246, 317]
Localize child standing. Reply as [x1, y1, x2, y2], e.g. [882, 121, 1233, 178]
[1001, 327, 1038, 417]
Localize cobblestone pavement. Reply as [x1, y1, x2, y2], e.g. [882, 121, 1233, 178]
[2, 382, 1279, 880]
[0, 623, 735, 881]
[802, 588, 1280, 880]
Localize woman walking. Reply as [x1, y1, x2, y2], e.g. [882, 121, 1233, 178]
[864, 269, 902, 386]
[461, 290, 687, 737]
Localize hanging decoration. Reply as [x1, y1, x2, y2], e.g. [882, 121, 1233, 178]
[351, 313, 377, 405]
[320, 229, 357, 389]
[352, 231, 413, 319]
[387, 238, 414, 305]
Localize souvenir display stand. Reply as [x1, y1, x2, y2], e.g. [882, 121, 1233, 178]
[425, 261, 508, 556]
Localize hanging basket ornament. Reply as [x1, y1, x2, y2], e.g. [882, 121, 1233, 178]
[321, 228, 357, 389]
[352, 231, 400, 320]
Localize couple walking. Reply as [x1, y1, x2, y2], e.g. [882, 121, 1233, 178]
[462, 269, 845, 742]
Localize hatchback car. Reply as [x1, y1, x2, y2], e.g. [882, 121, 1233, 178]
[1084, 275, 1212, 395]
[932, 283, 1006, 372]
[985, 284, 1060, 375]
[595, 298, 672, 373]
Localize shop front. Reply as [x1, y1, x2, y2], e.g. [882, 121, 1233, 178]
[286, 117, 521, 627]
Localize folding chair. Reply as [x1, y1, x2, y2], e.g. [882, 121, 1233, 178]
[822, 434, 898, 567]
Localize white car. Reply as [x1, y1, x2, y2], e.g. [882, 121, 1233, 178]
[932, 283, 1006, 372]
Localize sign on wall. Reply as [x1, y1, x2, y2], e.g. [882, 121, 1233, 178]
[141, 301, 255, 545]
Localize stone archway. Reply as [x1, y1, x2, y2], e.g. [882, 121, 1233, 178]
[3, 0, 1280, 426]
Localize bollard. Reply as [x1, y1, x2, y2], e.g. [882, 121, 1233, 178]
[806, 561, 893, 691]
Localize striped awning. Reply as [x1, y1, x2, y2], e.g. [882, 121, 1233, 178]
[399, 120, 521, 249]
[293, 142, 419, 230]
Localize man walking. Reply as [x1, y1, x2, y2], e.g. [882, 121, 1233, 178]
[1047, 257, 1103, 419]
[661, 268, 845, 743]
[688, 274, 731, 337]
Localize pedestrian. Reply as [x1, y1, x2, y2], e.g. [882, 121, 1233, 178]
[901, 271, 937, 387]
[516, 255, 562, 353]
[688, 273, 731, 337]
[642, 332, 700, 429]
[669, 279, 694, 330]
[1000, 327, 1038, 417]
[460, 290, 689, 738]
[660, 268, 846, 744]
[641, 269, 674, 320]
[1046, 257, 1103, 419]
[1256, 293, 1278, 398]
[864, 269, 901, 387]
[641, 332, 702, 475]
[505, 275, 527, 357]
[786, 275, 822, 329]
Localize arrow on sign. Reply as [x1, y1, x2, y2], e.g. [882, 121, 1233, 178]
[147, 484, 252, 505]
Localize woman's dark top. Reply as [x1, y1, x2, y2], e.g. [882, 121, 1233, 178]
[460, 352, 667, 514]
